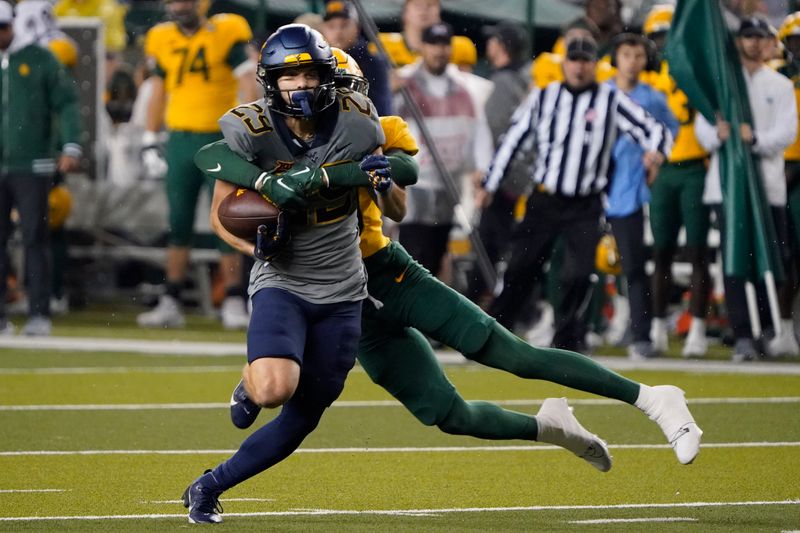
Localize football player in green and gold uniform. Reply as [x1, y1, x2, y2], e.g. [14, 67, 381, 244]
[138, 0, 259, 329]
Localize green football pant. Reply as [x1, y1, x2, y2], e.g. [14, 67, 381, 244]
[358, 242, 641, 439]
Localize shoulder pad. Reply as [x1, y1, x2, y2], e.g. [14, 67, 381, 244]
[209, 13, 253, 41]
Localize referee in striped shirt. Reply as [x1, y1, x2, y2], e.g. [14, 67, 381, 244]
[480, 37, 673, 351]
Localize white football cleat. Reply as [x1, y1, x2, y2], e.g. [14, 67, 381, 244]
[220, 296, 249, 330]
[137, 295, 185, 328]
[637, 385, 702, 464]
[536, 398, 612, 472]
[767, 322, 800, 357]
[650, 318, 669, 354]
[682, 333, 708, 358]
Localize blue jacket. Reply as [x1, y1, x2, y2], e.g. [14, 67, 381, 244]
[348, 37, 392, 116]
[605, 80, 677, 218]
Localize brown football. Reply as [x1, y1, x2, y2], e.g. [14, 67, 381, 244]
[218, 188, 280, 241]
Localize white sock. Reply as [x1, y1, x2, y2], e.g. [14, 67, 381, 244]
[688, 318, 706, 339]
[651, 318, 667, 335]
[634, 384, 656, 413]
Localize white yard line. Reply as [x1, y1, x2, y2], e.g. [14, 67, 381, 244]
[569, 517, 698, 524]
[0, 489, 67, 493]
[2, 396, 799, 411]
[2, 336, 800, 374]
[0, 366, 241, 375]
[1, 441, 799, 457]
[0, 500, 796, 521]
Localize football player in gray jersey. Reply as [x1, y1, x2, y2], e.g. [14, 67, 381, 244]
[181, 24, 384, 524]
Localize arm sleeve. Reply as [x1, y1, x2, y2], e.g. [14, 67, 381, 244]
[46, 53, 82, 156]
[613, 90, 673, 157]
[324, 152, 418, 187]
[694, 112, 722, 152]
[482, 88, 539, 193]
[752, 81, 798, 156]
[194, 140, 263, 188]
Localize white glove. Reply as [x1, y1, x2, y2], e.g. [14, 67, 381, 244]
[141, 130, 168, 180]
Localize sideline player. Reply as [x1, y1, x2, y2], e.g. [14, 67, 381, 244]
[137, 0, 259, 329]
[196, 49, 704, 511]
[180, 25, 385, 524]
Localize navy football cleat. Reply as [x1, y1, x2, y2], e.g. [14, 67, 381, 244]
[182, 470, 224, 524]
[230, 379, 261, 429]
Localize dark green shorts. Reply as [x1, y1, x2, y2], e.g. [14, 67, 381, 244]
[650, 159, 710, 250]
[165, 130, 232, 251]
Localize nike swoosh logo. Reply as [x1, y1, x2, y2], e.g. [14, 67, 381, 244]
[293, 166, 311, 176]
[277, 178, 293, 191]
[394, 267, 409, 283]
[206, 163, 222, 172]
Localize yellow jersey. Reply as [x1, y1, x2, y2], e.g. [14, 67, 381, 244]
[644, 61, 708, 162]
[379, 32, 419, 67]
[359, 115, 420, 258]
[53, 0, 128, 52]
[144, 14, 252, 133]
[779, 62, 800, 161]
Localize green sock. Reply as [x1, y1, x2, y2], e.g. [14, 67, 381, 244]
[470, 323, 641, 405]
[440, 396, 539, 441]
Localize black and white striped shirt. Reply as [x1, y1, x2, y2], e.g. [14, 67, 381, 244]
[484, 81, 673, 197]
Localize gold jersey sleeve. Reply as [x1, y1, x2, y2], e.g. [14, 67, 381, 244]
[785, 75, 800, 161]
[645, 61, 708, 162]
[378, 32, 418, 67]
[358, 116, 419, 258]
[145, 14, 253, 132]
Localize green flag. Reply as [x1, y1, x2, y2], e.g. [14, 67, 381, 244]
[664, 0, 783, 283]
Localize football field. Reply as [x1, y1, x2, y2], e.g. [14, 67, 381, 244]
[1, 310, 799, 531]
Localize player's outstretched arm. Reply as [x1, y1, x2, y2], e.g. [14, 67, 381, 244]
[324, 151, 418, 188]
[195, 140, 262, 189]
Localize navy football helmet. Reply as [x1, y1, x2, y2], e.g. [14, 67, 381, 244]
[258, 24, 337, 118]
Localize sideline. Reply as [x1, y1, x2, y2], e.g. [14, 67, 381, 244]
[2, 336, 800, 374]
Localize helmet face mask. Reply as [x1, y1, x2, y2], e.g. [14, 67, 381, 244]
[258, 24, 337, 118]
[330, 47, 370, 95]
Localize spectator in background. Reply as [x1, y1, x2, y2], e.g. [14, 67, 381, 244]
[136, 0, 259, 329]
[467, 21, 531, 306]
[530, 17, 615, 90]
[13, 0, 80, 316]
[605, 33, 678, 360]
[695, 17, 797, 360]
[448, 34, 494, 109]
[483, 37, 672, 351]
[53, 0, 128, 53]
[777, 12, 800, 356]
[322, 0, 392, 116]
[394, 22, 493, 279]
[643, 4, 713, 358]
[0, 0, 82, 336]
[379, 0, 441, 67]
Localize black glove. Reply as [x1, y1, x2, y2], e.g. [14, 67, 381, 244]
[359, 154, 393, 194]
[254, 212, 290, 261]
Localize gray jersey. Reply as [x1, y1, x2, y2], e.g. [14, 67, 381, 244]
[219, 90, 385, 304]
